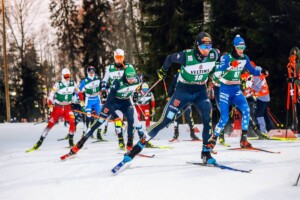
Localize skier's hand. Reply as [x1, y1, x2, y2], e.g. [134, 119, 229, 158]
[157, 68, 168, 79]
[101, 90, 107, 99]
[80, 101, 85, 107]
[287, 78, 295, 83]
[133, 92, 138, 103]
[230, 60, 239, 68]
[48, 100, 53, 113]
[151, 108, 155, 116]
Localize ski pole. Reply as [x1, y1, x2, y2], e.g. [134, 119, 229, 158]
[293, 173, 300, 186]
[137, 79, 162, 102]
[129, 96, 146, 119]
[162, 79, 168, 97]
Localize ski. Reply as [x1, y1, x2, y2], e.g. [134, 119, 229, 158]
[182, 139, 202, 142]
[91, 139, 109, 143]
[111, 159, 132, 175]
[118, 152, 155, 158]
[25, 147, 37, 153]
[169, 138, 179, 143]
[228, 147, 281, 154]
[219, 141, 231, 147]
[60, 152, 76, 161]
[187, 162, 252, 173]
[148, 145, 174, 149]
[57, 137, 68, 141]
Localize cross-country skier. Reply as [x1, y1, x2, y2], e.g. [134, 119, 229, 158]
[78, 66, 102, 140]
[133, 82, 155, 129]
[61, 67, 141, 159]
[211, 35, 261, 149]
[101, 49, 150, 149]
[26, 68, 79, 152]
[120, 32, 219, 165]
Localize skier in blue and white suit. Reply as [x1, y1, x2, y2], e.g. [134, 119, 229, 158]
[78, 66, 102, 140]
[123, 32, 219, 164]
[212, 35, 261, 149]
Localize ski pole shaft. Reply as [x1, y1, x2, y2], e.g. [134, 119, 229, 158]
[137, 79, 162, 102]
[163, 79, 168, 97]
[129, 96, 146, 118]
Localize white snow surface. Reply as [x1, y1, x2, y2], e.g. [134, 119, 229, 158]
[0, 122, 300, 200]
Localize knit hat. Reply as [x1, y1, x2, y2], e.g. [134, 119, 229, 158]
[233, 35, 246, 46]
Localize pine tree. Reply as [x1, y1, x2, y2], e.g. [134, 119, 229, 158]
[80, 0, 111, 76]
[49, 0, 81, 80]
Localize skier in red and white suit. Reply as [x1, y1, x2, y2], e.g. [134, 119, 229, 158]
[134, 83, 155, 129]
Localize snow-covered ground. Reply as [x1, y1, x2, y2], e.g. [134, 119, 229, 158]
[0, 122, 300, 200]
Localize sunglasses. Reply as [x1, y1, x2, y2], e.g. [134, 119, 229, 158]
[64, 74, 71, 79]
[115, 55, 124, 60]
[199, 44, 212, 50]
[236, 45, 246, 50]
[126, 77, 135, 81]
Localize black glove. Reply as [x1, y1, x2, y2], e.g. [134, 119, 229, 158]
[157, 68, 168, 79]
[133, 92, 138, 103]
[101, 90, 107, 99]
[287, 78, 295, 83]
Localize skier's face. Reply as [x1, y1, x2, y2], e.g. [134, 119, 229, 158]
[198, 44, 212, 57]
[114, 55, 124, 65]
[235, 45, 246, 56]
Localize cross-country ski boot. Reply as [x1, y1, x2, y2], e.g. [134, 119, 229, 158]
[240, 131, 252, 148]
[258, 132, 270, 140]
[97, 129, 104, 141]
[68, 134, 74, 147]
[201, 144, 216, 165]
[126, 137, 133, 151]
[137, 126, 154, 148]
[190, 128, 200, 140]
[123, 138, 147, 163]
[33, 136, 45, 150]
[118, 134, 125, 150]
[169, 126, 179, 142]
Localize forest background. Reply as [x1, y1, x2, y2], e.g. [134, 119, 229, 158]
[0, 0, 299, 127]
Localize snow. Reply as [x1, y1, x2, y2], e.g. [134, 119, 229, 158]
[0, 122, 300, 200]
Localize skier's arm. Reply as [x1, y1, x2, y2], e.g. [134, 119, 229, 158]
[162, 51, 186, 71]
[79, 79, 86, 92]
[106, 80, 120, 103]
[218, 54, 231, 71]
[168, 73, 179, 97]
[245, 56, 261, 76]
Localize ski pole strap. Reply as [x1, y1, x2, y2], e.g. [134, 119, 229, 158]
[137, 79, 162, 102]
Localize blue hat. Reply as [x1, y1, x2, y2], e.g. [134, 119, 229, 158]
[233, 35, 245, 46]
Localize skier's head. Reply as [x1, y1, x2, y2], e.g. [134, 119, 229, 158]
[114, 48, 125, 68]
[233, 34, 246, 57]
[123, 67, 137, 85]
[87, 65, 95, 78]
[194, 32, 212, 57]
[61, 68, 71, 82]
[141, 82, 149, 93]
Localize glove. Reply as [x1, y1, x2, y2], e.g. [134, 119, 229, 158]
[166, 97, 170, 102]
[230, 60, 239, 68]
[133, 92, 138, 103]
[48, 99, 53, 113]
[78, 92, 84, 101]
[287, 78, 295, 83]
[151, 108, 155, 116]
[157, 68, 168, 79]
[80, 101, 85, 107]
[101, 90, 107, 99]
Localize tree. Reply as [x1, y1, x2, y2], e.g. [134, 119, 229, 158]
[49, 0, 81, 80]
[80, 0, 111, 76]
